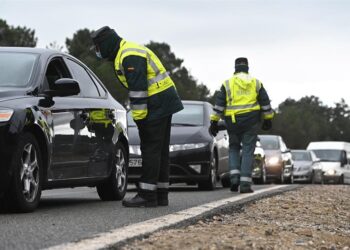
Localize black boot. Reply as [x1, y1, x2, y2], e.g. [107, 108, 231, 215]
[230, 184, 239, 192]
[230, 174, 240, 192]
[157, 188, 169, 206]
[240, 182, 254, 193]
[122, 193, 157, 207]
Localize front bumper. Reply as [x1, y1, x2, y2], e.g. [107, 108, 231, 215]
[323, 174, 342, 183]
[128, 146, 212, 183]
[293, 170, 312, 182]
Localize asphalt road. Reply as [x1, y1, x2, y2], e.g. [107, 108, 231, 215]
[0, 184, 275, 250]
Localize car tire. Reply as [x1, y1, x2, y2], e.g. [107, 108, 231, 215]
[5, 133, 43, 212]
[278, 167, 285, 184]
[198, 154, 217, 191]
[339, 175, 344, 185]
[311, 172, 316, 184]
[97, 141, 128, 201]
[255, 167, 267, 185]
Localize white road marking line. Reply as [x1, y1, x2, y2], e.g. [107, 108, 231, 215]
[44, 185, 290, 250]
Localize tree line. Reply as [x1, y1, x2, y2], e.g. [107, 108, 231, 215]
[1, 19, 350, 149]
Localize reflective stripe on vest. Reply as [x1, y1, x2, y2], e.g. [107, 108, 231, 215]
[223, 75, 261, 117]
[115, 40, 175, 98]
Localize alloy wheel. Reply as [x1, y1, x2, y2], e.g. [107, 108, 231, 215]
[115, 148, 127, 192]
[20, 143, 39, 203]
[211, 156, 217, 187]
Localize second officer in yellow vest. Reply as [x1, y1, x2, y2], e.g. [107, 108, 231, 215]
[91, 26, 183, 207]
[210, 57, 274, 193]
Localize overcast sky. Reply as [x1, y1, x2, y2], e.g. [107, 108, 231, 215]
[1, 0, 350, 108]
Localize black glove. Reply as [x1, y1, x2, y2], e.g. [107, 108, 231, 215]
[261, 119, 272, 131]
[209, 121, 219, 136]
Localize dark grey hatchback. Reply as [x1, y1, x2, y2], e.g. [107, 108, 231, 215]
[0, 47, 129, 212]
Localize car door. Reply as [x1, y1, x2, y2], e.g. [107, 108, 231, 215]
[42, 56, 91, 180]
[64, 57, 115, 178]
[208, 104, 229, 175]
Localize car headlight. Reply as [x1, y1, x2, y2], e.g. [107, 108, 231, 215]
[0, 109, 14, 122]
[169, 143, 207, 152]
[129, 145, 141, 156]
[326, 169, 336, 175]
[267, 156, 280, 165]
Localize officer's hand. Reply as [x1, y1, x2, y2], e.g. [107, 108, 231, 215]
[209, 121, 219, 136]
[262, 119, 272, 131]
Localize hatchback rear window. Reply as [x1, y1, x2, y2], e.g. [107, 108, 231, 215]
[0, 52, 38, 87]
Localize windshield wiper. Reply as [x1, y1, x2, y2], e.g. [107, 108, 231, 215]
[172, 123, 199, 127]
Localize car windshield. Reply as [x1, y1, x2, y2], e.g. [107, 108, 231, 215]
[312, 149, 343, 162]
[172, 104, 204, 126]
[292, 151, 311, 161]
[0, 52, 38, 87]
[259, 136, 279, 150]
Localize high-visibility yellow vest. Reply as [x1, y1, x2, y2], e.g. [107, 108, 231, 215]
[114, 40, 175, 120]
[224, 73, 261, 122]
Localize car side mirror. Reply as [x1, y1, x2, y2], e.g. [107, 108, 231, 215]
[217, 120, 227, 131]
[314, 158, 321, 163]
[44, 78, 80, 97]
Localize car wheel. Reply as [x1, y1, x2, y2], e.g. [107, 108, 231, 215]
[278, 167, 285, 184]
[262, 166, 267, 184]
[97, 142, 128, 201]
[198, 154, 217, 191]
[339, 175, 344, 185]
[311, 172, 316, 184]
[6, 133, 42, 212]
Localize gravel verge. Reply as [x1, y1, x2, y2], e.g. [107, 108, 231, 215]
[121, 185, 350, 250]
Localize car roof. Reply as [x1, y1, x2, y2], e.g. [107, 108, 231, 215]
[291, 149, 309, 153]
[0, 47, 69, 57]
[307, 141, 350, 150]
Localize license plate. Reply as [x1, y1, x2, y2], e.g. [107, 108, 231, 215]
[129, 158, 142, 167]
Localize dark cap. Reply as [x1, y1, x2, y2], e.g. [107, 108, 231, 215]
[91, 26, 118, 44]
[235, 57, 249, 66]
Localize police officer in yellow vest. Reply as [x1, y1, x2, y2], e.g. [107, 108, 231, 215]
[91, 26, 183, 207]
[210, 58, 274, 193]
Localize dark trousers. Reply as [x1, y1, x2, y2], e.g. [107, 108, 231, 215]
[136, 115, 172, 195]
[225, 117, 258, 185]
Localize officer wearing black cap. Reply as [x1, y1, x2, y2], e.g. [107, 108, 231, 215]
[209, 57, 274, 193]
[91, 26, 183, 207]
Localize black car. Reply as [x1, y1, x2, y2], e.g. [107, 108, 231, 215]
[0, 47, 129, 212]
[127, 100, 229, 190]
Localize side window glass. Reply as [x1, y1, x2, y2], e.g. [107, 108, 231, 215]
[66, 59, 100, 98]
[89, 71, 107, 97]
[44, 57, 72, 91]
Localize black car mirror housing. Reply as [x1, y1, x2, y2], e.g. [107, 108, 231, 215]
[44, 78, 80, 97]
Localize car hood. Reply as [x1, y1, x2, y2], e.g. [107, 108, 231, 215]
[264, 150, 281, 158]
[294, 161, 312, 171]
[128, 125, 210, 145]
[319, 161, 341, 171]
[0, 88, 27, 103]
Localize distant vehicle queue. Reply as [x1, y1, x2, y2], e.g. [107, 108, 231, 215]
[127, 101, 350, 187]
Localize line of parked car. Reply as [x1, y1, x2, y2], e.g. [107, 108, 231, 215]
[1, 47, 349, 213]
